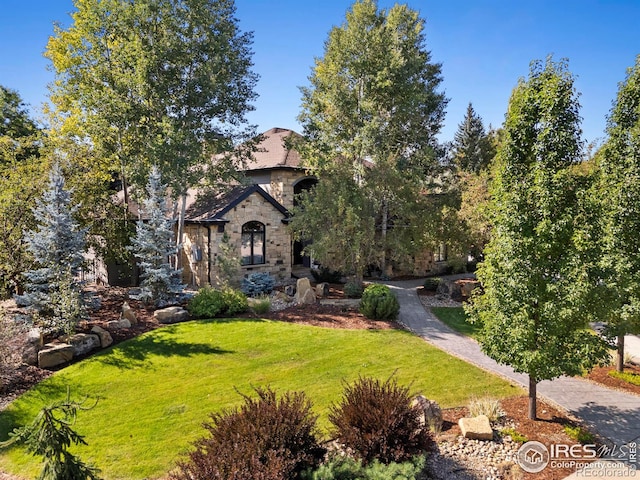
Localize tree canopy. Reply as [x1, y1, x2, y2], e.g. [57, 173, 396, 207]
[466, 58, 610, 419]
[597, 54, 640, 371]
[451, 102, 494, 173]
[294, 0, 447, 279]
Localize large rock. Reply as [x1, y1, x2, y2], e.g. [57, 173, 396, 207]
[121, 302, 138, 325]
[38, 343, 74, 368]
[436, 279, 464, 302]
[295, 278, 316, 304]
[154, 306, 189, 324]
[412, 395, 443, 432]
[91, 325, 113, 348]
[106, 318, 131, 329]
[458, 415, 493, 440]
[316, 282, 330, 298]
[460, 280, 482, 298]
[60, 333, 101, 356]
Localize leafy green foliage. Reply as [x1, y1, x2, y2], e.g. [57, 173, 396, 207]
[500, 428, 527, 444]
[329, 376, 432, 465]
[302, 455, 426, 480]
[563, 425, 596, 444]
[293, 0, 447, 278]
[466, 57, 611, 419]
[214, 232, 242, 288]
[171, 386, 325, 480]
[241, 272, 276, 297]
[187, 286, 248, 318]
[422, 277, 441, 291]
[608, 369, 640, 386]
[359, 284, 399, 320]
[596, 54, 640, 371]
[0, 391, 100, 480]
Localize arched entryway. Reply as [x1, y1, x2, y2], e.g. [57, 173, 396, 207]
[292, 177, 317, 267]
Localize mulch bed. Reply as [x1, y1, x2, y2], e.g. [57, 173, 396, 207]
[585, 363, 640, 395]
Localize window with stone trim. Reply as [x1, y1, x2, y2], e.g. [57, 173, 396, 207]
[241, 221, 265, 265]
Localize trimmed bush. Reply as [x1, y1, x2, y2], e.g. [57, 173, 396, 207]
[343, 281, 364, 299]
[171, 387, 325, 480]
[422, 277, 441, 292]
[187, 287, 248, 318]
[241, 273, 276, 297]
[311, 267, 343, 284]
[359, 284, 399, 320]
[329, 376, 432, 465]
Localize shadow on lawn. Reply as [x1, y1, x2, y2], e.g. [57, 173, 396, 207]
[96, 326, 234, 370]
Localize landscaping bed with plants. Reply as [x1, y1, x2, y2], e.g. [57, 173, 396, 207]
[0, 283, 609, 479]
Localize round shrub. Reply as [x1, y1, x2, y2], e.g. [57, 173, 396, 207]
[422, 277, 441, 292]
[359, 284, 399, 320]
[171, 387, 326, 480]
[328, 376, 432, 465]
[188, 286, 248, 318]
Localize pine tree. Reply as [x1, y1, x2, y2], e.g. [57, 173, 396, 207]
[451, 103, 494, 173]
[19, 164, 86, 335]
[130, 166, 184, 306]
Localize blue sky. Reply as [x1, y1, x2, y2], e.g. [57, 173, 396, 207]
[1, 0, 638, 146]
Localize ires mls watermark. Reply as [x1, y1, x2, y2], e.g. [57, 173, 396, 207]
[516, 441, 638, 475]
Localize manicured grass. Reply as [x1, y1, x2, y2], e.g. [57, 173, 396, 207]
[431, 307, 482, 340]
[0, 319, 520, 479]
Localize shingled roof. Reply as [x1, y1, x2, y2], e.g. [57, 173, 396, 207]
[184, 184, 289, 224]
[245, 127, 303, 171]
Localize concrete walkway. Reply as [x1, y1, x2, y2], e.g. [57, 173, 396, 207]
[384, 278, 640, 452]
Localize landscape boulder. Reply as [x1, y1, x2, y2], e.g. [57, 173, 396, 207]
[38, 343, 74, 369]
[121, 302, 138, 325]
[22, 328, 43, 366]
[460, 280, 482, 298]
[60, 333, 101, 356]
[106, 318, 131, 330]
[154, 306, 189, 324]
[436, 279, 464, 302]
[295, 278, 316, 304]
[316, 282, 330, 298]
[458, 415, 493, 440]
[284, 285, 296, 297]
[412, 395, 443, 432]
[91, 325, 113, 348]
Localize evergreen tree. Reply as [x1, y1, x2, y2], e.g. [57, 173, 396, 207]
[598, 55, 640, 372]
[0, 391, 101, 480]
[451, 103, 494, 173]
[466, 58, 610, 419]
[130, 166, 184, 306]
[19, 164, 86, 335]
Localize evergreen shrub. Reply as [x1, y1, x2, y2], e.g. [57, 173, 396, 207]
[302, 455, 426, 480]
[343, 281, 364, 299]
[241, 273, 276, 297]
[422, 277, 441, 292]
[329, 376, 432, 465]
[359, 284, 399, 320]
[171, 387, 325, 480]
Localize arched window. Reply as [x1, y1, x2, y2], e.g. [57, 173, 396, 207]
[241, 221, 265, 265]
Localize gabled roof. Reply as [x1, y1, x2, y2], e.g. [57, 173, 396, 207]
[245, 127, 303, 171]
[184, 184, 289, 224]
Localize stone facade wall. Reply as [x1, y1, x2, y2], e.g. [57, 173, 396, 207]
[269, 170, 301, 210]
[181, 191, 291, 287]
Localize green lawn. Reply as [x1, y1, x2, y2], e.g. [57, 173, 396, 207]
[431, 306, 482, 339]
[0, 318, 520, 479]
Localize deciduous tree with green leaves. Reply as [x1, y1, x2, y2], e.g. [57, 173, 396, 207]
[294, 0, 447, 280]
[466, 58, 610, 420]
[597, 55, 640, 372]
[46, 0, 259, 261]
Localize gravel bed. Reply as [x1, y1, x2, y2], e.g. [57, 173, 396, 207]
[419, 293, 463, 308]
[427, 435, 521, 480]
